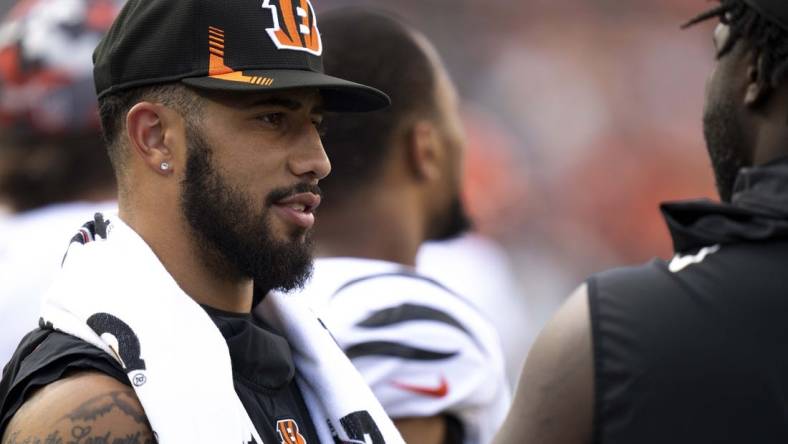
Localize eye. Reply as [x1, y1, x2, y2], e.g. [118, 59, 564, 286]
[257, 112, 286, 128]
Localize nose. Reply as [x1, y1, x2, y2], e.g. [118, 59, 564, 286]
[288, 131, 331, 182]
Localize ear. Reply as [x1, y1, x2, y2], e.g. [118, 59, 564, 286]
[126, 102, 178, 176]
[744, 53, 771, 107]
[406, 121, 442, 182]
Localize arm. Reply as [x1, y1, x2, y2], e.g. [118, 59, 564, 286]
[2, 371, 155, 444]
[394, 416, 446, 444]
[493, 284, 594, 444]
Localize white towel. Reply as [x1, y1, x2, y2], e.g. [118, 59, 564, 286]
[40, 213, 403, 444]
[257, 294, 404, 444]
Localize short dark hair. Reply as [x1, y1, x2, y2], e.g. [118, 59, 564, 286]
[318, 9, 438, 202]
[685, 0, 788, 88]
[98, 83, 202, 174]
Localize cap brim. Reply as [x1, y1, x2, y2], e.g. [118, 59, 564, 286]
[181, 69, 389, 112]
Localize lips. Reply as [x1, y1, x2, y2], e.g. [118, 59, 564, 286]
[272, 192, 321, 229]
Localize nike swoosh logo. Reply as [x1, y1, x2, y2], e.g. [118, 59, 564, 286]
[391, 376, 449, 398]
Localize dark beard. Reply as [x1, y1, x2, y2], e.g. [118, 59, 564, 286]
[180, 125, 315, 296]
[703, 96, 748, 203]
[429, 195, 473, 241]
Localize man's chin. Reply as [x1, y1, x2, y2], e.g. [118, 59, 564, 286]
[267, 216, 309, 240]
[252, 243, 315, 295]
[273, 229, 310, 245]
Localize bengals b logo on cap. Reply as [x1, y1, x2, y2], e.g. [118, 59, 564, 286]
[263, 0, 322, 56]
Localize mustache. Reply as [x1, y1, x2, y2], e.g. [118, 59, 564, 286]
[265, 182, 323, 206]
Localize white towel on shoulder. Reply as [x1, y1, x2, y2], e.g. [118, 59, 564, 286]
[40, 214, 403, 444]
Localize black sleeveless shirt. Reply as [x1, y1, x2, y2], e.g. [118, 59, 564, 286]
[0, 305, 320, 443]
[589, 158, 788, 444]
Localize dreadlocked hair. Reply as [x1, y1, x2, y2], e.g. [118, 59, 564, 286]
[684, 0, 788, 88]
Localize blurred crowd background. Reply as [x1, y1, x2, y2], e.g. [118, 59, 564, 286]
[0, 0, 719, 384]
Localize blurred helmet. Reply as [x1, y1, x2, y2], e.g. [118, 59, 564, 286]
[0, 0, 121, 136]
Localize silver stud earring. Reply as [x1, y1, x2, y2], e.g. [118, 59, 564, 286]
[160, 162, 170, 171]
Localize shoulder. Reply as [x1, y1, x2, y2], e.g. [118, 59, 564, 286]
[328, 270, 483, 325]
[586, 258, 679, 323]
[325, 271, 500, 358]
[331, 271, 460, 302]
[324, 271, 510, 420]
[589, 258, 669, 292]
[0, 328, 129, 433]
[2, 371, 154, 444]
[3, 328, 127, 387]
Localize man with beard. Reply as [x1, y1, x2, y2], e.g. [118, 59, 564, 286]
[494, 1, 788, 443]
[289, 10, 510, 444]
[0, 0, 401, 442]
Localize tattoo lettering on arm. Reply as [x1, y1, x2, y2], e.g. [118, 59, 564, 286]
[2, 375, 156, 444]
[3, 431, 64, 444]
[3, 428, 154, 444]
[61, 391, 149, 425]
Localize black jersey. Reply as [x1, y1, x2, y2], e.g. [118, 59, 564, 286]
[0, 305, 320, 443]
[589, 158, 788, 444]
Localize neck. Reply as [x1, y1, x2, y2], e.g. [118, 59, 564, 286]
[314, 186, 424, 267]
[73, 186, 118, 205]
[119, 198, 253, 313]
[752, 129, 788, 167]
[751, 91, 788, 166]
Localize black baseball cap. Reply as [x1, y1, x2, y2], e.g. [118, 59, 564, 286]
[93, 0, 390, 112]
[742, 0, 788, 32]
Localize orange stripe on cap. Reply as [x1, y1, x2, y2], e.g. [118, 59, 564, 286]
[208, 54, 232, 76]
[205, 25, 275, 86]
[274, 0, 302, 47]
[207, 26, 232, 76]
[298, 0, 317, 51]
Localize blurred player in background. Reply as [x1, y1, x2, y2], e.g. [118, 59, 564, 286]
[291, 9, 510, 444]
[416, 105, 533, 388]
[0, 0, 120, 367]
[417, 234, 528, 387]
[495, 1, 788, 443]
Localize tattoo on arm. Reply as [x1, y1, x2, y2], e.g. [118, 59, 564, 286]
[60, 391, 148, 425]
[4, 429, 154, 444]
[4, 389, 156, 444]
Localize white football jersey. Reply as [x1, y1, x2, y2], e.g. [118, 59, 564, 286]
[293, 257, 511, 444]
[417, 234, 533, 386]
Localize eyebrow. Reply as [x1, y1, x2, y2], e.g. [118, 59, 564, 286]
[246, 96, 324, 114]
[247, 97, 303, 110]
